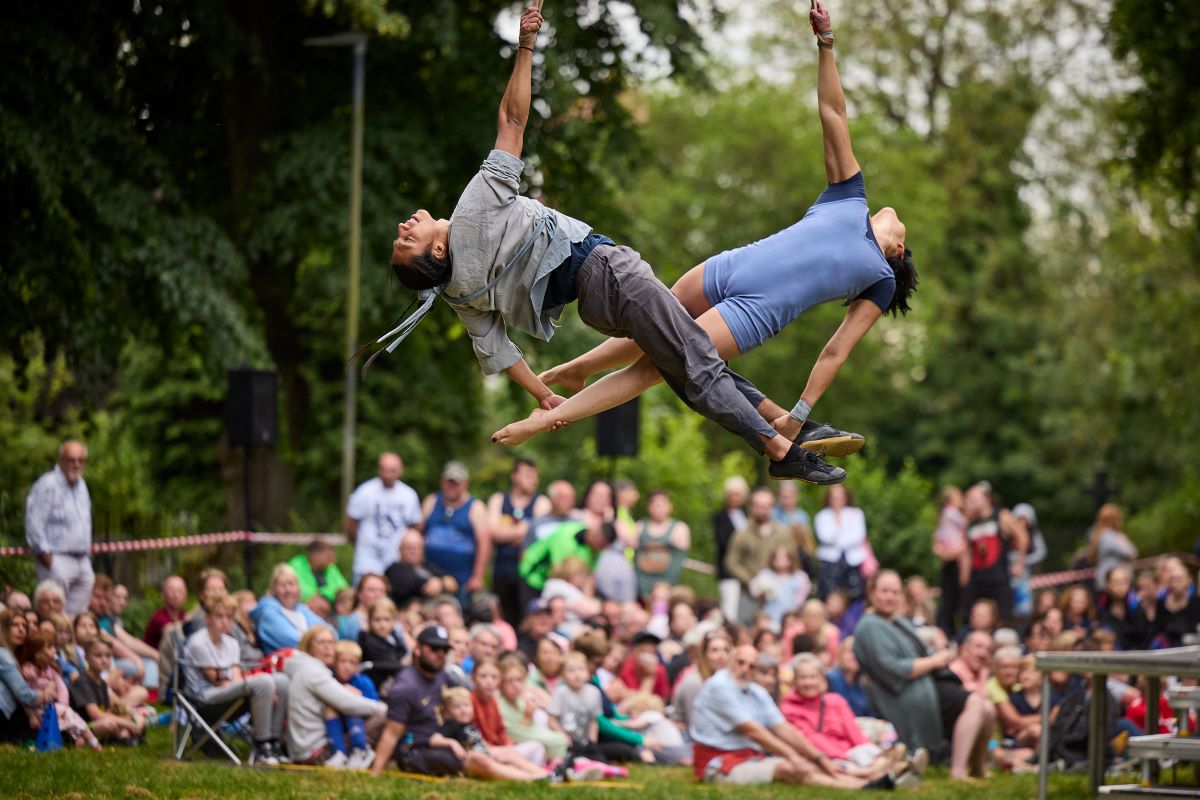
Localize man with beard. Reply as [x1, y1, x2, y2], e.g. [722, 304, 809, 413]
[372, 625, 522, 778]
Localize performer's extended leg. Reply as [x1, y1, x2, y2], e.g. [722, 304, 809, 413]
[539, 262, 711, 392]
[495, 304, 746, 445]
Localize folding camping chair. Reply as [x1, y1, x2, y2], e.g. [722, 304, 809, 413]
[166, 625, 254, 764]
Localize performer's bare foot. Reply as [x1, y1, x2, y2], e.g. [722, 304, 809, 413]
[771, 413, 803, 440]
[537, 364, 586, 394]
[492, 409, 557, 446]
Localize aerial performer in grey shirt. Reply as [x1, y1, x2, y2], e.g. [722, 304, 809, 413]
[378, 1, 843, 484]
[493, 0, 918, 459]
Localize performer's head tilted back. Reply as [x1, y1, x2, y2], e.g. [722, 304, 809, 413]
[391, 210, 451, 290]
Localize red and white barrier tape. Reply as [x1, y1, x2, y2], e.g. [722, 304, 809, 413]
[0, 531, 1185, 596]
[1029, 568, 1097, 589]
[1027, 554, 1198, 590]
[0, 531, 345, 558]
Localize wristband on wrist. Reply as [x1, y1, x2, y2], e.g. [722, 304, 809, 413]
[788, 398, 813, 424]
[518, 44, 535, 53]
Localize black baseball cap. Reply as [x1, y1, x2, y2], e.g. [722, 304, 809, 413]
[630, 630, 662, 647]
[417, 625, 451, 648]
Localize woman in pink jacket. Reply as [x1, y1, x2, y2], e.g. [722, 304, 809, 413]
[780, 654, 926, 785]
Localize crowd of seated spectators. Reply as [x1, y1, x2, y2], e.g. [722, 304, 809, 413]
[2, 466, 1194, 791]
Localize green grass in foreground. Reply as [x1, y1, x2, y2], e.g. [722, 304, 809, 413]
[0, 726, 1102, 799]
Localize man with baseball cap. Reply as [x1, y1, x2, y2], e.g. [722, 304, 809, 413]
[420, 461, 491, 604]
[372, 625, 455, 775]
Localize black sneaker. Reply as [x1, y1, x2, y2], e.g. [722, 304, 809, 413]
[864, 773, 896, 790]
[768, 447, 847, 484]
[796, 419, 866, 457]
[251, 741, 279, 766]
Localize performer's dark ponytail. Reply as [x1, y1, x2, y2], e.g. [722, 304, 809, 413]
[392, 249, 452, 290]
[885, 247, 917, 316]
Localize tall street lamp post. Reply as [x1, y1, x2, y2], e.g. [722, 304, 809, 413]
[305, 31, 367, 513]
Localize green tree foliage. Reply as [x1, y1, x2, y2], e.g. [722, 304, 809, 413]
[0, 0, 715, 532]
[3, 0, 1197, 585]
[1108, 0, 1200, 203]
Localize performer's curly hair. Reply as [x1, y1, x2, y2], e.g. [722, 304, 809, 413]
[885, 247, 918, 316]
[392, 249, 451, 290]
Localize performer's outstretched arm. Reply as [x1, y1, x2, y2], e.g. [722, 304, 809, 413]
[494, 1, 544, 158]
[774, 299, 880, 438]
[811, 1, 860, 183]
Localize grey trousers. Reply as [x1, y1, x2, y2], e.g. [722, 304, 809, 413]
[199, 672, 288, 742]
[576, 245, 778, 453]
[35, 554, 94, 617]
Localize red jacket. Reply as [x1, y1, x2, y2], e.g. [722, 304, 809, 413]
[472, 692, 512, 746]
[779, 690, 868, 760]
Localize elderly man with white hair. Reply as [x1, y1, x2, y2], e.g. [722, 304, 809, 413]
[25, 439, 94, 615]
[690, 644, 871, 788]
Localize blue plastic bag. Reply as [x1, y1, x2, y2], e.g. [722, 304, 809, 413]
[35, 703, 62, 752]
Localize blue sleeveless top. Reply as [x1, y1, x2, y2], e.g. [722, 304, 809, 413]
[703, 172, 895, 353]
[494, 492, 542, 580]
[424, 493, 477, 588]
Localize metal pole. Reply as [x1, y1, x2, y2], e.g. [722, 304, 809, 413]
[1147, 675, 1161, 784]
[1037, 670, 1051, 800]
[243, 446, 254, 588]
[340, 38, 366, 515]
[1088, 673, 1106, 794]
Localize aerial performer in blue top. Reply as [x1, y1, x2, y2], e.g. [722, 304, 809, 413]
[491, 0, 918, 462]
[378, 1, 850, 484]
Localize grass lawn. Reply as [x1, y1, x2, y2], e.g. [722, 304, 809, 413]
[0, 727, 1108, 800]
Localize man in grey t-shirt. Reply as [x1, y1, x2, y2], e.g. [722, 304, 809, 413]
[383, 4, 839, 485]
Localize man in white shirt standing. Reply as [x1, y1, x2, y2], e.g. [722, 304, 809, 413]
[25, 439, 94, 616]
[345, 452, 423, 583]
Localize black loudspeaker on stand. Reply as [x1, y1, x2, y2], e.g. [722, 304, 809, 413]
[596, 398, 640, 457]
[227, 368, 278, 447]
[227, 368, 278, 587]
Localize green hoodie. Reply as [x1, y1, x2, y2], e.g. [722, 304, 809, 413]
[518, 520, 594, 591]
[287, 552, 350, 604]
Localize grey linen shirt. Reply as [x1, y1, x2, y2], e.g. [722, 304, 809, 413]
[25, 464, 92, 556]
[446, 149, 592, 374]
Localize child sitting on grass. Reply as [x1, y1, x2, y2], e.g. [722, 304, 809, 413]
[471, 657, 547, 766]
[358, 598, 407, 693]
[68, 639, 146, 744]
[72, 612, 102, 668]
[48, 612, 82, 681]
[328, 640, 378, 769]
[496, 655, 570, 762]
[430, 686, 549, 781]
[548, 651, 628, 778]
[18, 628, 101, 749]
